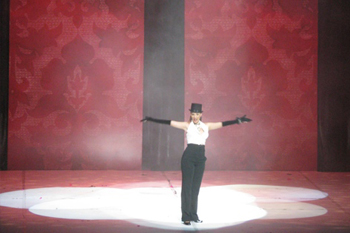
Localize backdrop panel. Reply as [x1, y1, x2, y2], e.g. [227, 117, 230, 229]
[8, 0, 144, 170]
[185, 0, 318, 170]
[8, 0, 320, 171]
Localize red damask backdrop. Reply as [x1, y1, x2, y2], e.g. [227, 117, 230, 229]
[185, 0, 318, 170]
[8, 0, 318, 171]
[8, 0, 144, 170]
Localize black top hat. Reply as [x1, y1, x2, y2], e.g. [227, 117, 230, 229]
[189, 103, 203, 113]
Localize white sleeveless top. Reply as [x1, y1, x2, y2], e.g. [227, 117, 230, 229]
[186, 121, 209, 145]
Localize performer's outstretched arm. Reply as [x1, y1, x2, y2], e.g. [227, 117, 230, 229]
[140, 116, 170, 125]
[141, 116, 188, 130]
[207, 115, 252, 130]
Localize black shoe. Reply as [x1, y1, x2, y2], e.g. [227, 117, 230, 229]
[193, 219, 203, 223]
[183, 221, 191, 225]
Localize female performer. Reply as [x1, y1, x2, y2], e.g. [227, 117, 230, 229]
[141, 103, 252, 225]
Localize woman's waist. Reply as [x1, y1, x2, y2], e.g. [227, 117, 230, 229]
[186, 136, 207, 145]
[187, 143, 205, 147]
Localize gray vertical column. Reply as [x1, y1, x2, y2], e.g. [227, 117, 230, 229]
[142, 0, 185, 170]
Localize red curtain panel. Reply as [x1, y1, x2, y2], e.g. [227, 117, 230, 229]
[8, 0, 144, 170]
[185, 0, 318, 170]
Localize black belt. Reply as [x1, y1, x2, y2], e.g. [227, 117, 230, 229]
[188, 143, 205, 147]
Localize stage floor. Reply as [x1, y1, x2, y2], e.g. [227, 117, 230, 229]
[0, 170, 350, 233]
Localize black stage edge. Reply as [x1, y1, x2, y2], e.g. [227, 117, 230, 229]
[142, 0, 185, 170]
[318, 0, 350, 171]
[0, 0, 9, 170]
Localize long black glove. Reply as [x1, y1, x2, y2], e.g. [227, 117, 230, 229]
[140, 116, 171, 125]
[222, 115, 252, 127]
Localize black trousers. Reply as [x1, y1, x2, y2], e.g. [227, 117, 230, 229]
[181, 144, 206, 221]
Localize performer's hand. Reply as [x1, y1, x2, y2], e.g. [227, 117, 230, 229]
[238, 115, 252, 123]
[140, 116, 151, 122]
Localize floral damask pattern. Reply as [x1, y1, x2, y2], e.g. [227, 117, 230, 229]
[185, 0, 318, 170]
[8, 0, 144, 170]
[9, 0, 317, 171]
